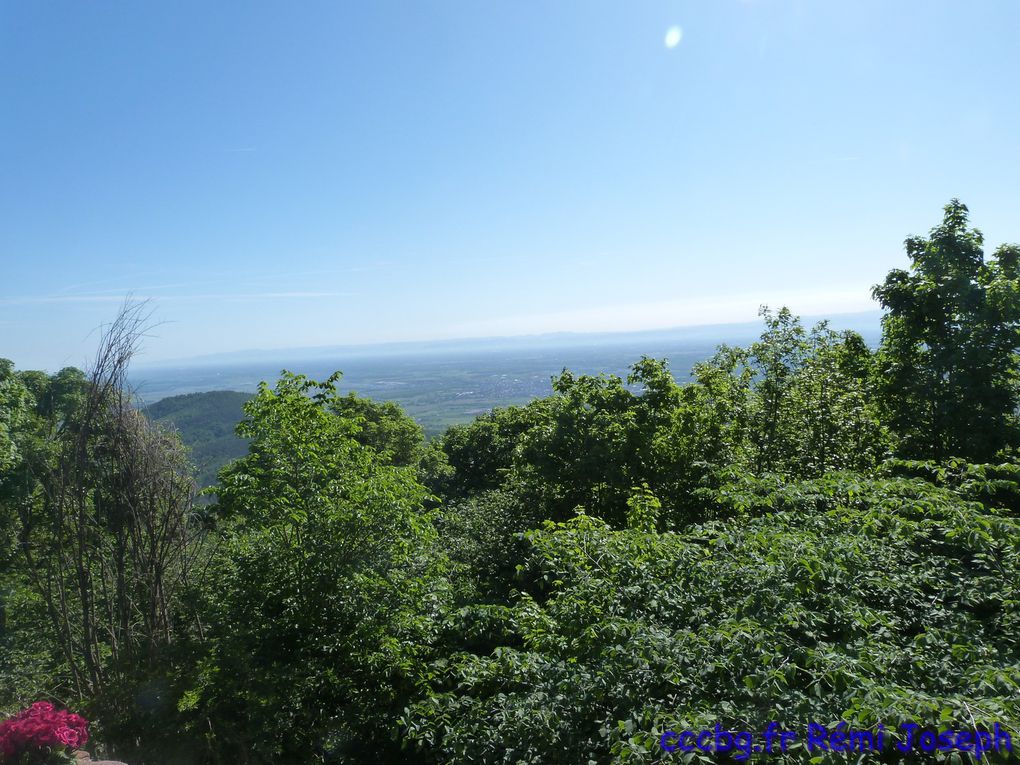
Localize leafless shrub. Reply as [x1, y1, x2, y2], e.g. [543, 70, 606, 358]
[20, 300, 208, 704]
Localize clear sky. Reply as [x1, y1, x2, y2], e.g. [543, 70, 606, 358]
[2, 1, 1019, 370]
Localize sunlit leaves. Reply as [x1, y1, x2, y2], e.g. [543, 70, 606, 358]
[873, 199, 1020, 461]
[405, 472, 1020, 763]
[192, 372, 452, 762]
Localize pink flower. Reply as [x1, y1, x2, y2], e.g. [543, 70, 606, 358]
[54, 725, 81, 747]
[0, 701, 90, 758]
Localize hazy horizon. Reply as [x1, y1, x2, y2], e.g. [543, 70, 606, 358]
[130, 308, 882, 370]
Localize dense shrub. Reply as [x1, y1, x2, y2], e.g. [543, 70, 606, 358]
[404, 472, 1020, 763]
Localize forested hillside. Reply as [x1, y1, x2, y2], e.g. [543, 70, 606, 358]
[143, 391, 252, 490]
[2, 201, 1019, 763]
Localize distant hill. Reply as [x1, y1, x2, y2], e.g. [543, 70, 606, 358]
[144, 391, 251, 490]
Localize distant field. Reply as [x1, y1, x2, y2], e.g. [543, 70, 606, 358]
[132, 344, 725, 436]
[135, 343, 719, 487]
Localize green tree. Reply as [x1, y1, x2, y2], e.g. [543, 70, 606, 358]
[431, 398, 552, 500]
[0, 309, 210, 765]
[189, 372, 450, 763]
[873, 199, 1020, 461]
[435, 313, 886, 534]
[690, 309, 887, 480]
[329, 391, 426, 468]
[0, 362, 90, 713]
[0, 359, 31, 476]
[328, 389, 454, 491]
[6, 309, 203, 763]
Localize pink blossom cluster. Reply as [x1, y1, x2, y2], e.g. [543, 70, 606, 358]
[0, 702, 89, 761]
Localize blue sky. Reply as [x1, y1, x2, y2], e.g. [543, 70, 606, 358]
[2, 1, 1019, 369]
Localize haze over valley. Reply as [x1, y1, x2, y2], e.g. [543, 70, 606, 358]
[133, 311, 881, 433]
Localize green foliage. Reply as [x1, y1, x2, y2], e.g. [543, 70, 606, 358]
[145, 387, 446, 494]
[434, 487, 541, 605]
[882, 458, 1020, 517]
[404, 472, 1020, 763]
[0, 574, 56, 715]
[1, 344, 204, 763]
[692, 308, 888, 479]
[0, 359, 30, 476]
[328, 391, 426, 467]
[0, 364, 90, 712]
[873, 199, 1020, 461]
[436, 356, 738, 529]
[513, 366, 654, 526]
[625, 484, 661, 532]
[187, 372, 451, 763]
[431, 399, 552, 500]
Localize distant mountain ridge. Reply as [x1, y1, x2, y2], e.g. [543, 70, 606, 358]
[134, 310, 882, 369]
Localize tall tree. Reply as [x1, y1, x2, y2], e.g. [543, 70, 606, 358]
[190, 371, 450, 763]
[872, 199, 1020, 461]
[689, 308, 886, 480]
